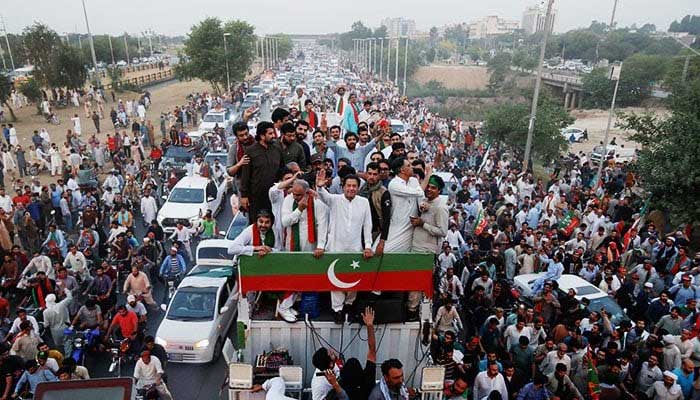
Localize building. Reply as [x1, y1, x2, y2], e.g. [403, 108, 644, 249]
[468, 16, 519, 39]
[522, 4, 557, 34]
[381, 18, 417, 38]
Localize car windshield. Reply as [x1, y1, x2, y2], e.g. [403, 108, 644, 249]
[203, 114, 224, 123]
[588, 296, 627, 324]
[197, 247, 229, 261]
[164, 147, 192, 163]
[391, 124, 405, 133]
[166, 287, 217, 321]
[226, 213, 248, 240]
[168, 188, 204, 204]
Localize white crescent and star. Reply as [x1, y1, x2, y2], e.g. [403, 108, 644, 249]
[327, 259, 361, 289]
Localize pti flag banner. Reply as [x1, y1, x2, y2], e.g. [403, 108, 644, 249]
[474, 210, 489, 236]
[238, 252, 435, 297]
[558, 211, 581, 237]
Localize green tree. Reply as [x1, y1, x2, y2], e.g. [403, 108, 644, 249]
[272, 34, 293, 60]
[54, 45, 88, 89]
[0, 73, 16, 121]
[669, 15, 700, 34]
[338, 21, 372, 51]
[19, 78, 43, 114]
[22, 23, 62, 87]
[373, 26, 388, 39]
[106, 66, 124, 91]
[175, 18, 256, 94]
[487, 52, 512, 93]
[617, 77, 700, 225]
[664, 51, 700, 89]
[443, 24, 469, 51]
[483, 95, 573, 164]
[511, 48, 536, 71]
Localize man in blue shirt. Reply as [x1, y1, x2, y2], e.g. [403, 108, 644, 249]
[159, 247, 187, 278]
[671, 359, 694, 399]
[14, 359, 57, 397]
[517, 375, 552, 400]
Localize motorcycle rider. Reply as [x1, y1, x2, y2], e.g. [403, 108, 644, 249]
[126, 294, 148, 329]
[159, 247, 186, 302]
[123, 265, 155, 307]
[137, 236, 161, 282]
[134, 350, 172, 400]
[76, 226, 100, 260]
[62, 245, 91, 284]
[41, 224, 68, 258]
[82, 265, 114, 317]
[18, 251, 54, 289]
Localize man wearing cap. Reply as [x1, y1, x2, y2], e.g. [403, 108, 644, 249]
[126, 294, 148, 324]
[669, 275, 700, 307]
[646, 371, 683, 400]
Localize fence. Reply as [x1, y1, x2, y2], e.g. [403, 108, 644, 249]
[104, 69, 174, 90]
[88, 62, 171, 80]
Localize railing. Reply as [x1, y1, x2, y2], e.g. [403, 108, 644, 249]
[540, 72, 583, 86]
[88, 62, 171, 79]
[103, 69, 174, 90]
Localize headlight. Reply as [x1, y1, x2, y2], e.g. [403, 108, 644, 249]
[155, 337, 168, 347]
[194, 339, 209, 349]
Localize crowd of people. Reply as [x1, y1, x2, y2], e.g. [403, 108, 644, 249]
[0, 43, 694, 400]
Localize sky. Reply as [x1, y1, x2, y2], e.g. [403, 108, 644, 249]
[2, 0, 697, 36]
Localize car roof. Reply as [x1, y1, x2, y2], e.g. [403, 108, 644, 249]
[173, 175, 212, 189]
[515, 273, 607, 299]
[178, 275, 228, 289]
[188, 265, 234, 279]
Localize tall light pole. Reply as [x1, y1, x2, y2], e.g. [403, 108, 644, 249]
[402, 37, 409, 96]
[596, 63, 622, 183]
[223, 32, 231, 92]
[123, 33, 130, 64]
[80, 0, 99, 73]
[261, 36, 266, 71]
[108, 35, 115, 65]
[1, 14, 15, 71]
[379, 38, 384, 79]
[394, 37, 399, 85]
[522, 0, 555, 172]
[386, 38, 391, 81]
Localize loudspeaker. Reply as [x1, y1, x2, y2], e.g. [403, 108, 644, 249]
[354, 293, 406, 324]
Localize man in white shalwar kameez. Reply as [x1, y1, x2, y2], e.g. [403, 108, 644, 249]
[278, 179, 329, 322]
[315, 172, 373, 324]
[268, 170, 298, 250]
[383, 157, 427, 252]
[140, 191, 158, 229]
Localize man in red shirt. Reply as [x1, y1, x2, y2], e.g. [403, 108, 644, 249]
[107, 305, 139, 339]
[12, 189, 30, 207]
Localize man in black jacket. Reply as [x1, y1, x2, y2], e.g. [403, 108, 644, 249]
[359, 162, 391, 256]
[240, 121, 283, 224]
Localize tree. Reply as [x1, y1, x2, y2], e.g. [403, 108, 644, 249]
[22, 23, 62, 87]
[106, 66, 124, 91]
[0, 73, 16, 121]
[443, 24, 469, 51]
[272, 34, 293, 60]
[19, 78, 43, 114]
[483, 94, 573, 164]
[511, 48, 536, 71]
[487, 52, 512, 93]
[175, 18, 256, 94]
[54, 45, 88, 89]
[664, 51, 700, 89]
[669, 15, 700, 34]
[583, 54, 668, 108]
[429, 27, 439, 47]
[373, 26, 388, 39]
[617, 78, 700, 225]
[338, 21, 372, 51]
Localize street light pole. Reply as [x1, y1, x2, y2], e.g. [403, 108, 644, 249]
[386, 38, 391, 81]
[0, 14, 14, 71]
[108, 35, 115, 65]
[123, 33, 130, 65]
[261, 37, 266, 71]
[394, 37, 399, 85]
[522, 0, 555, 172]
[403, 37, 409, 96]
[223, 32, 231, 92]
[147, 29, 153, 57]
[596, 63, 622, 182]
[80, 0, 99, 74]
[379, 38, 384, 80]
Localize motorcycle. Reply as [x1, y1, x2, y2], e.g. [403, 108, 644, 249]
[108, 336, 137, 376]
[63, 327, 101, 365]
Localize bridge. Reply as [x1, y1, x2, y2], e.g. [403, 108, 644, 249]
[540, 72, 585, 109]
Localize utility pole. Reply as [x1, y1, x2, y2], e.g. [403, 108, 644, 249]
[394, 37, 399, 85]
[123, 33, 130, 64]
[609, 0, 619, 30]
[379, 38, 384, 80]
[147, 30, 153, 56]
[1, 14, 15, 71]
[223, 33, 231, 92]
[386, 38, 391, 81]
[81, 0, 99, 74]
[596, 63, 622, 182]
[522, 0, 555, 172]
[108, 35, 115, 65]
[403, 37, 409, 96]
[261, 37, 266, 71]
[368, 38, 372, 74]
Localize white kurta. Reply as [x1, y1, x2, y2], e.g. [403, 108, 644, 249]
[281, 195, 328, 251]
[140, 196, 158, 225]
[268, 185, 286, 250]
[71, 117, 81, 135]
[317, 188, 372, 252]
[228, 225, 275, 256]
[8, 127, 17, 146]
[384, 176, 423, 252]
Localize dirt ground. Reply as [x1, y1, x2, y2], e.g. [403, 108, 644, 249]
[413, 65, 490, 90]
[0, 79, 212, 186]
[566, 107, 668, 154]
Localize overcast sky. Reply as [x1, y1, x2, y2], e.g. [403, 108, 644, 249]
[3, 0, 697, 36]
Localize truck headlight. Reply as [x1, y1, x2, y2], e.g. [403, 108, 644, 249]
[194, 339, 209, 349]
[155, 337, 168, 347]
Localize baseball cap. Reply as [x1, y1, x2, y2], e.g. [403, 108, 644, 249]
[127, 295, 136, 302]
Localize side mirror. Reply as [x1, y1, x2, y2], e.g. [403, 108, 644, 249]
[161, 195, 167, 200]
[220, 306, 229, 314]
[160, 304, 167, 312]
[50, 210, 56, 215]
[219, 231, 226, 236]
[207, 196, 215, 202]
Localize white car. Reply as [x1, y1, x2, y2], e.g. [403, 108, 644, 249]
[390, 119, 407, 135]
[157, 175, 226, 234]
[513, 273, 628, 325]
[561, 127, 585, 142]
[156, 272, 238, 363]
[199, 109, 233, 133]
[195, 239, 235, 268]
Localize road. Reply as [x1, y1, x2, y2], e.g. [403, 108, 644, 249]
[85, 99, 272, 400]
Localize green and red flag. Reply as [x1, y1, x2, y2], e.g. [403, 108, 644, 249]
[238, 252, 435, 297]
[587, 350, 601, 400]
[473, 210, 489, 236]
[558, 211, 581, 238]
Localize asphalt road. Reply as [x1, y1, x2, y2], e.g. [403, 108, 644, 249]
[85, 99, 272, 400]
